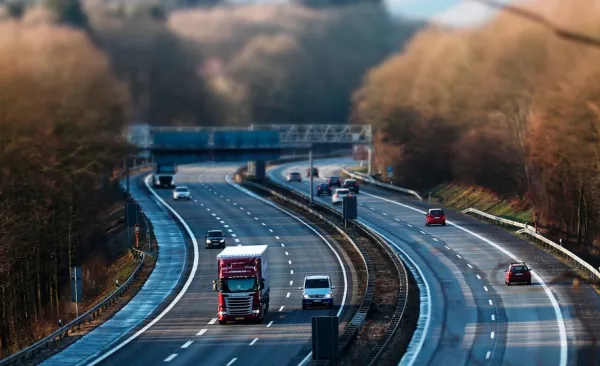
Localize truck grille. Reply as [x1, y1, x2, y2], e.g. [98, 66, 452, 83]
[225, 296, 252, 315]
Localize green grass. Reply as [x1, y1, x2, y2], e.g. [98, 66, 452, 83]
[432, 183, 533, 223]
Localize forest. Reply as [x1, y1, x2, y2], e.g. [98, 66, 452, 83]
[352, 0, 600, 249]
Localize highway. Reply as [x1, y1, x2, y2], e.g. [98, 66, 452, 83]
[270, 157, 600, 366]
[93, 163, 356, 366]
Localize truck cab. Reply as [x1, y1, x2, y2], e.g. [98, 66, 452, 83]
[213, 245, 270, 324]
[152, 163, 177, 188]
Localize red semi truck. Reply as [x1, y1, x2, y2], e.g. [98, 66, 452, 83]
[213, 245, 270, 324]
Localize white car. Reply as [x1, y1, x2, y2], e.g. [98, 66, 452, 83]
[332, 188, 351, 204]
[300, 275, 334, 309]
[173, 186, 191, 200]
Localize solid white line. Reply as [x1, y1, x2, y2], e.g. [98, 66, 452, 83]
[286, 292, 290, 298]
[477, 275, 482, 279]
[360, 189, 568, 366]
[197, 329, 207, 336]
[181, 341, 193, 349]
[164, 354, 178, 362]
[486, 351, 491, 360]
[266, 321, 274, 328]
[88, 176, 200, 365]
[491, 314, 496, 321]
[467, 264, 473, 268]
[279, 306, 284, 312]
[490, 331, 495, 339]
[484, 286, 489, 292]
[488, 299, 493, 306]
[276, 236, 280, 240]
[226, 358, 237, 366]
[250, 338, 258, 346]
[208, 318, 217, 325]
[226, 173, 349, 366]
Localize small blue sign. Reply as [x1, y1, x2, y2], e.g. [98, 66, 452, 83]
[387, 166, 393, 178]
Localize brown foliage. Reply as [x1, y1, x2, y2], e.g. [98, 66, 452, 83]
[0, 21, 129, 355]
[353, 0, 600, 245]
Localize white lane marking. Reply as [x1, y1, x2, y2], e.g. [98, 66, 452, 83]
[444, 246, 451, 250]
[361, 190, 568, 366]
[486, 351, 491, 360]
[250, 338, 258, 346]
[488, 299, 494, 306]
[164, 354, 178, 362]
[269, 229, 274, 233]
[220, 195, 224, 198]
[216, 217, 221, 220]
[288, 260, 292, 264]
[285, 252, 289, 256]
[369, 207, 375, 211]
[240, 207, 244, 210]
[276, 236, 280, 240]
[227, 229, 233, 233]
[200, 203, 204, 206]
[490, 331, 495, 339]
[279, 306, 284, 312]
[262, 223, 266, 226]
[211, 213, 216, 216]
[197, 329, 207, 336]
[484, 286, 489, 292]
[407, 224, 413, 227]
[266, 321, 274, 328]
[224, 225, 230, 228]
[255, 217, 259, 220]
[477, 275, 482, 279]
[433, 238, 439, 241]
[233, 203, 237, 206]
[231, 234, 237, 238]
[181, 341, 193, 349]
[193, 199, 198, 203]
[247, 212, 251, 215]
[226, 199, 230, 201]
[382, 213, 388, 216]
[220, 221, 225, 224]
[208, 318, 217, 325]
[207, 208, 211, 211]
[420, 230, 426, 234]
[456, 254, 462, 259]
[89, 176, 201, 365]
[467, 264, 473, 268]
[491, 314, 496, 321]
[281, 243, 285, 247]
[227, 173, 348, 364]
[226, 358, 237, 366]
[286, 292, 290, 298]
[394, 218, 400, 222]
[290, 270, 294, 274]
[235, 239, 240, 243]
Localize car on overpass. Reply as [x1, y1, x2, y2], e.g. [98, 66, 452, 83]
[342, 179, 359, 194]
[287, 172, 302, 182]
[172, 186, 191, 200]
[332, 188, 351, 204]
[505, 262, 532, 285]
[306, 167, 319, 177]
[205, 230, 226, 249]
[425, 208, 446, 226]
[316, 183, 332, 196]
[300, 275, 334, 309]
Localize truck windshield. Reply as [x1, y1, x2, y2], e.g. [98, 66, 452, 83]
[158, 166, 175, 173]
[223, 278, 257, 292]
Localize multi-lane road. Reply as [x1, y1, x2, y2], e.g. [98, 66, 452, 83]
[270, 157, 600, 366]
[88, 163, 356, 366]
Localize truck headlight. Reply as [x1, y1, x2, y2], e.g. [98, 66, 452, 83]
[252, 309, 260, 314]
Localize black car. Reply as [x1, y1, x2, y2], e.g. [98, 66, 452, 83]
[306, 167, 319, 177]
[328, 176, 341, 187]
[316, 183, 332, 196]
[205, 230, 226, 249]
[342, 179, 359, 194]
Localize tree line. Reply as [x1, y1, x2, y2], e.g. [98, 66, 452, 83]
[352, 0, 600, 249]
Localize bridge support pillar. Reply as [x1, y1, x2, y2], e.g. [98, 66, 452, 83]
[247, 161, 266, 180]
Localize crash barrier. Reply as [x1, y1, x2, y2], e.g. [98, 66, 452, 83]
[238, 169, 410, 365]
[464, 208, 600, 283]
[341, 168, 423, 201]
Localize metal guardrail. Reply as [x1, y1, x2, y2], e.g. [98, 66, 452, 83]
[341, 168, 423, 201]
[463, 208, 600, 283]
[244, 172, 411, 365]
[0, 248, 146, 366]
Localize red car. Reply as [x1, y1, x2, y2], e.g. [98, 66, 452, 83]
[505, 262, 532, 285]
[425, 208, 446, 226]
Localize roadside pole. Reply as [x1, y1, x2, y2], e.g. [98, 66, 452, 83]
[309, 148, 314, 205]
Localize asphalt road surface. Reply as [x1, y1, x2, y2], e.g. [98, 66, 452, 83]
[270, 157, 600, 366]
[96, 163, 356, 366]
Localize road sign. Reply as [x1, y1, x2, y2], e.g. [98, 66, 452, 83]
[312, 316, 340, 361]
[387, 166, 393, 178]
[70, 267, 83, 303]
[343, 196, 357, 220]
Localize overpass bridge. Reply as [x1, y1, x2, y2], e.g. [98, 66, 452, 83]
[125, 123, 373, 177]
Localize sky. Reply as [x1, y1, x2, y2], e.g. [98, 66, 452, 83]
[384, 0, 515, 27]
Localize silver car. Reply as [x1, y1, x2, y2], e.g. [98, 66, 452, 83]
[299, 275, 334, 309]
[173, 186, 191, 200]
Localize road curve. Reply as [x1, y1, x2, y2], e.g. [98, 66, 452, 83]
[94, 163, 356, 366]
[270, 157, 600, 366]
